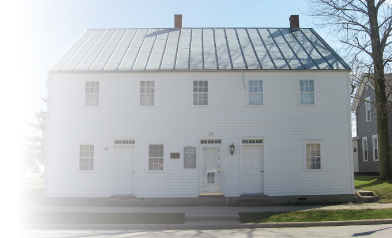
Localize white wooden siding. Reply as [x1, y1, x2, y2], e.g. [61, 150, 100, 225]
[45, 71, 353, 198]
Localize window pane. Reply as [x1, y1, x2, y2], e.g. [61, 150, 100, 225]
[149, 145, 163, 157]
[90, 145, 94, 157]
[306, 143, 321, 169]
[249, 93, 263, 105]
[301, 92, 314, 104]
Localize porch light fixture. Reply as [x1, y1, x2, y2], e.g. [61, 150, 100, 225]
[230, 143, 235, 155]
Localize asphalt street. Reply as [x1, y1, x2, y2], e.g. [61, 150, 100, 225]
[23, 224, 392, 238]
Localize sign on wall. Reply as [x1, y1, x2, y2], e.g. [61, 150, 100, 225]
[184, 146, 196, 169]
[207, 172, 215, 183]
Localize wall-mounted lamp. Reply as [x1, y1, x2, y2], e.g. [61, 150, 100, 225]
[230, 143, 235, 155]
[104, 147, 109, 151]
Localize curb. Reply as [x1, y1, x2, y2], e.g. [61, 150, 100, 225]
[23, 219, 392, 230]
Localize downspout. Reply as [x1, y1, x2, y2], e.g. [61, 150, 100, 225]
[241, 69, 246, 90]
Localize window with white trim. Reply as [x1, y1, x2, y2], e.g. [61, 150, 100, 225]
[365, 97, 371, 122]
[140, 81, 154, 106]
[248, 80, 263, 105]
[79, 145, 94, 170]
[305, 143, 321, 169]
[85, 81, 99, 106]
[193, 80, 208, 105]
[372, 135, 379, 161]
[149, 144, 163, 170]
[362, 137, 368, 162]
[300, 80, 314, 105]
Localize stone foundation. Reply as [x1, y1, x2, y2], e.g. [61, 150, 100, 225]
[44, 194, 355, 207]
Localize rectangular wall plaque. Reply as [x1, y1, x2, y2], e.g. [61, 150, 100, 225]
[184, 146, 196, 169]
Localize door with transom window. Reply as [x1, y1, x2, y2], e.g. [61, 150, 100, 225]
[113, 146, 135, 195]
[201, 147, 222, 195]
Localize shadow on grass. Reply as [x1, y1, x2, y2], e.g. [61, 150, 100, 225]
[23, 212, 185, 224]
[355, 179, 392, 190]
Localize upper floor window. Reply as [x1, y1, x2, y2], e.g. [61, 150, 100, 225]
[149, 144, 164, 170]
[85, 81, 99, 106]
[365, 97, 371, 122]
[300, 80, 314, 105]
[248, 80, 263, 105]
[362, 137, 368, 162]
[305, 143, 321, 169]
[80, 145, 94, 170]
[140, 81, 154, 106]
[193, 80, 208, 105]
[372, 135, 379, 161]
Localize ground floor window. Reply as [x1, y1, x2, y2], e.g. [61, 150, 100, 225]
[372, 135, 378, 161]
[362, 137, 368, 162]
[80, 145, 94, 170]
[149, 144, 163, 170]
[305, 143, 321, 170]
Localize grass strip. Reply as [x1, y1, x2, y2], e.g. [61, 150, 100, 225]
[240, 209, 392, 223]
[23, 212, 185, 224]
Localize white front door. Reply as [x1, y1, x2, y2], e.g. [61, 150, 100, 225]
[201, 147, 222, 194]
[113, 146, 134, 195]
[242, 145, 264, 194]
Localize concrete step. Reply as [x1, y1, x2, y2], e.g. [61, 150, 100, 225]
[355, 191, 378, 203]
[195, 196, 227, 206]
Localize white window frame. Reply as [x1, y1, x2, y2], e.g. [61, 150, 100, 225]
[193, 80, 208, 106]
[362, 137, 368, 162]
[85, 81, 99, 106]
[299, 79, 315, 106]
[365, 96, 371, 122]
[79, 144, 94, 171]
[148, 144, 164, 171]
[247, 79, 263, 106]
[304, 142, 321, 170]
[140, 81, 155, 106]
[372, 135, 379, 161]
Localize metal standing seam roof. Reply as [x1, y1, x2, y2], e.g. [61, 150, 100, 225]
[49, 28, 350, 72]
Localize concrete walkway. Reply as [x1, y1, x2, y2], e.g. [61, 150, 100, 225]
[23, 202, 392, 229]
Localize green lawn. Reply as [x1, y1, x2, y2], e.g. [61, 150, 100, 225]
[354, 174, 392, 203]
[241, 174, 392, 223]
[240, 209, 392, 223]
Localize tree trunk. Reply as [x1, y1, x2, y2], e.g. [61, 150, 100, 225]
[368, 0, 392, 179]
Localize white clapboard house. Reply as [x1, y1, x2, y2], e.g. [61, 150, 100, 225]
[44, 15, 354, 205]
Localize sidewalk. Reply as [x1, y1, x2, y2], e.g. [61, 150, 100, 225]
[22, 201, 392, 229]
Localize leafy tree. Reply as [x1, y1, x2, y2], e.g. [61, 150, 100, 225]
[24, 96, 46, 168]
[307, 0, 392, 179]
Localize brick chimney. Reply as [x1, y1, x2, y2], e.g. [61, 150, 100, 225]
[289, 15, 299, 28]
[174, 14, 182, 28]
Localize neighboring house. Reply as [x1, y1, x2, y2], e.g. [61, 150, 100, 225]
[352, 75, 392, 173]
[45, 15, 354, 205]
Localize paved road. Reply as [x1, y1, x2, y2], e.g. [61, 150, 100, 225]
[23, 224, 392, 238]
